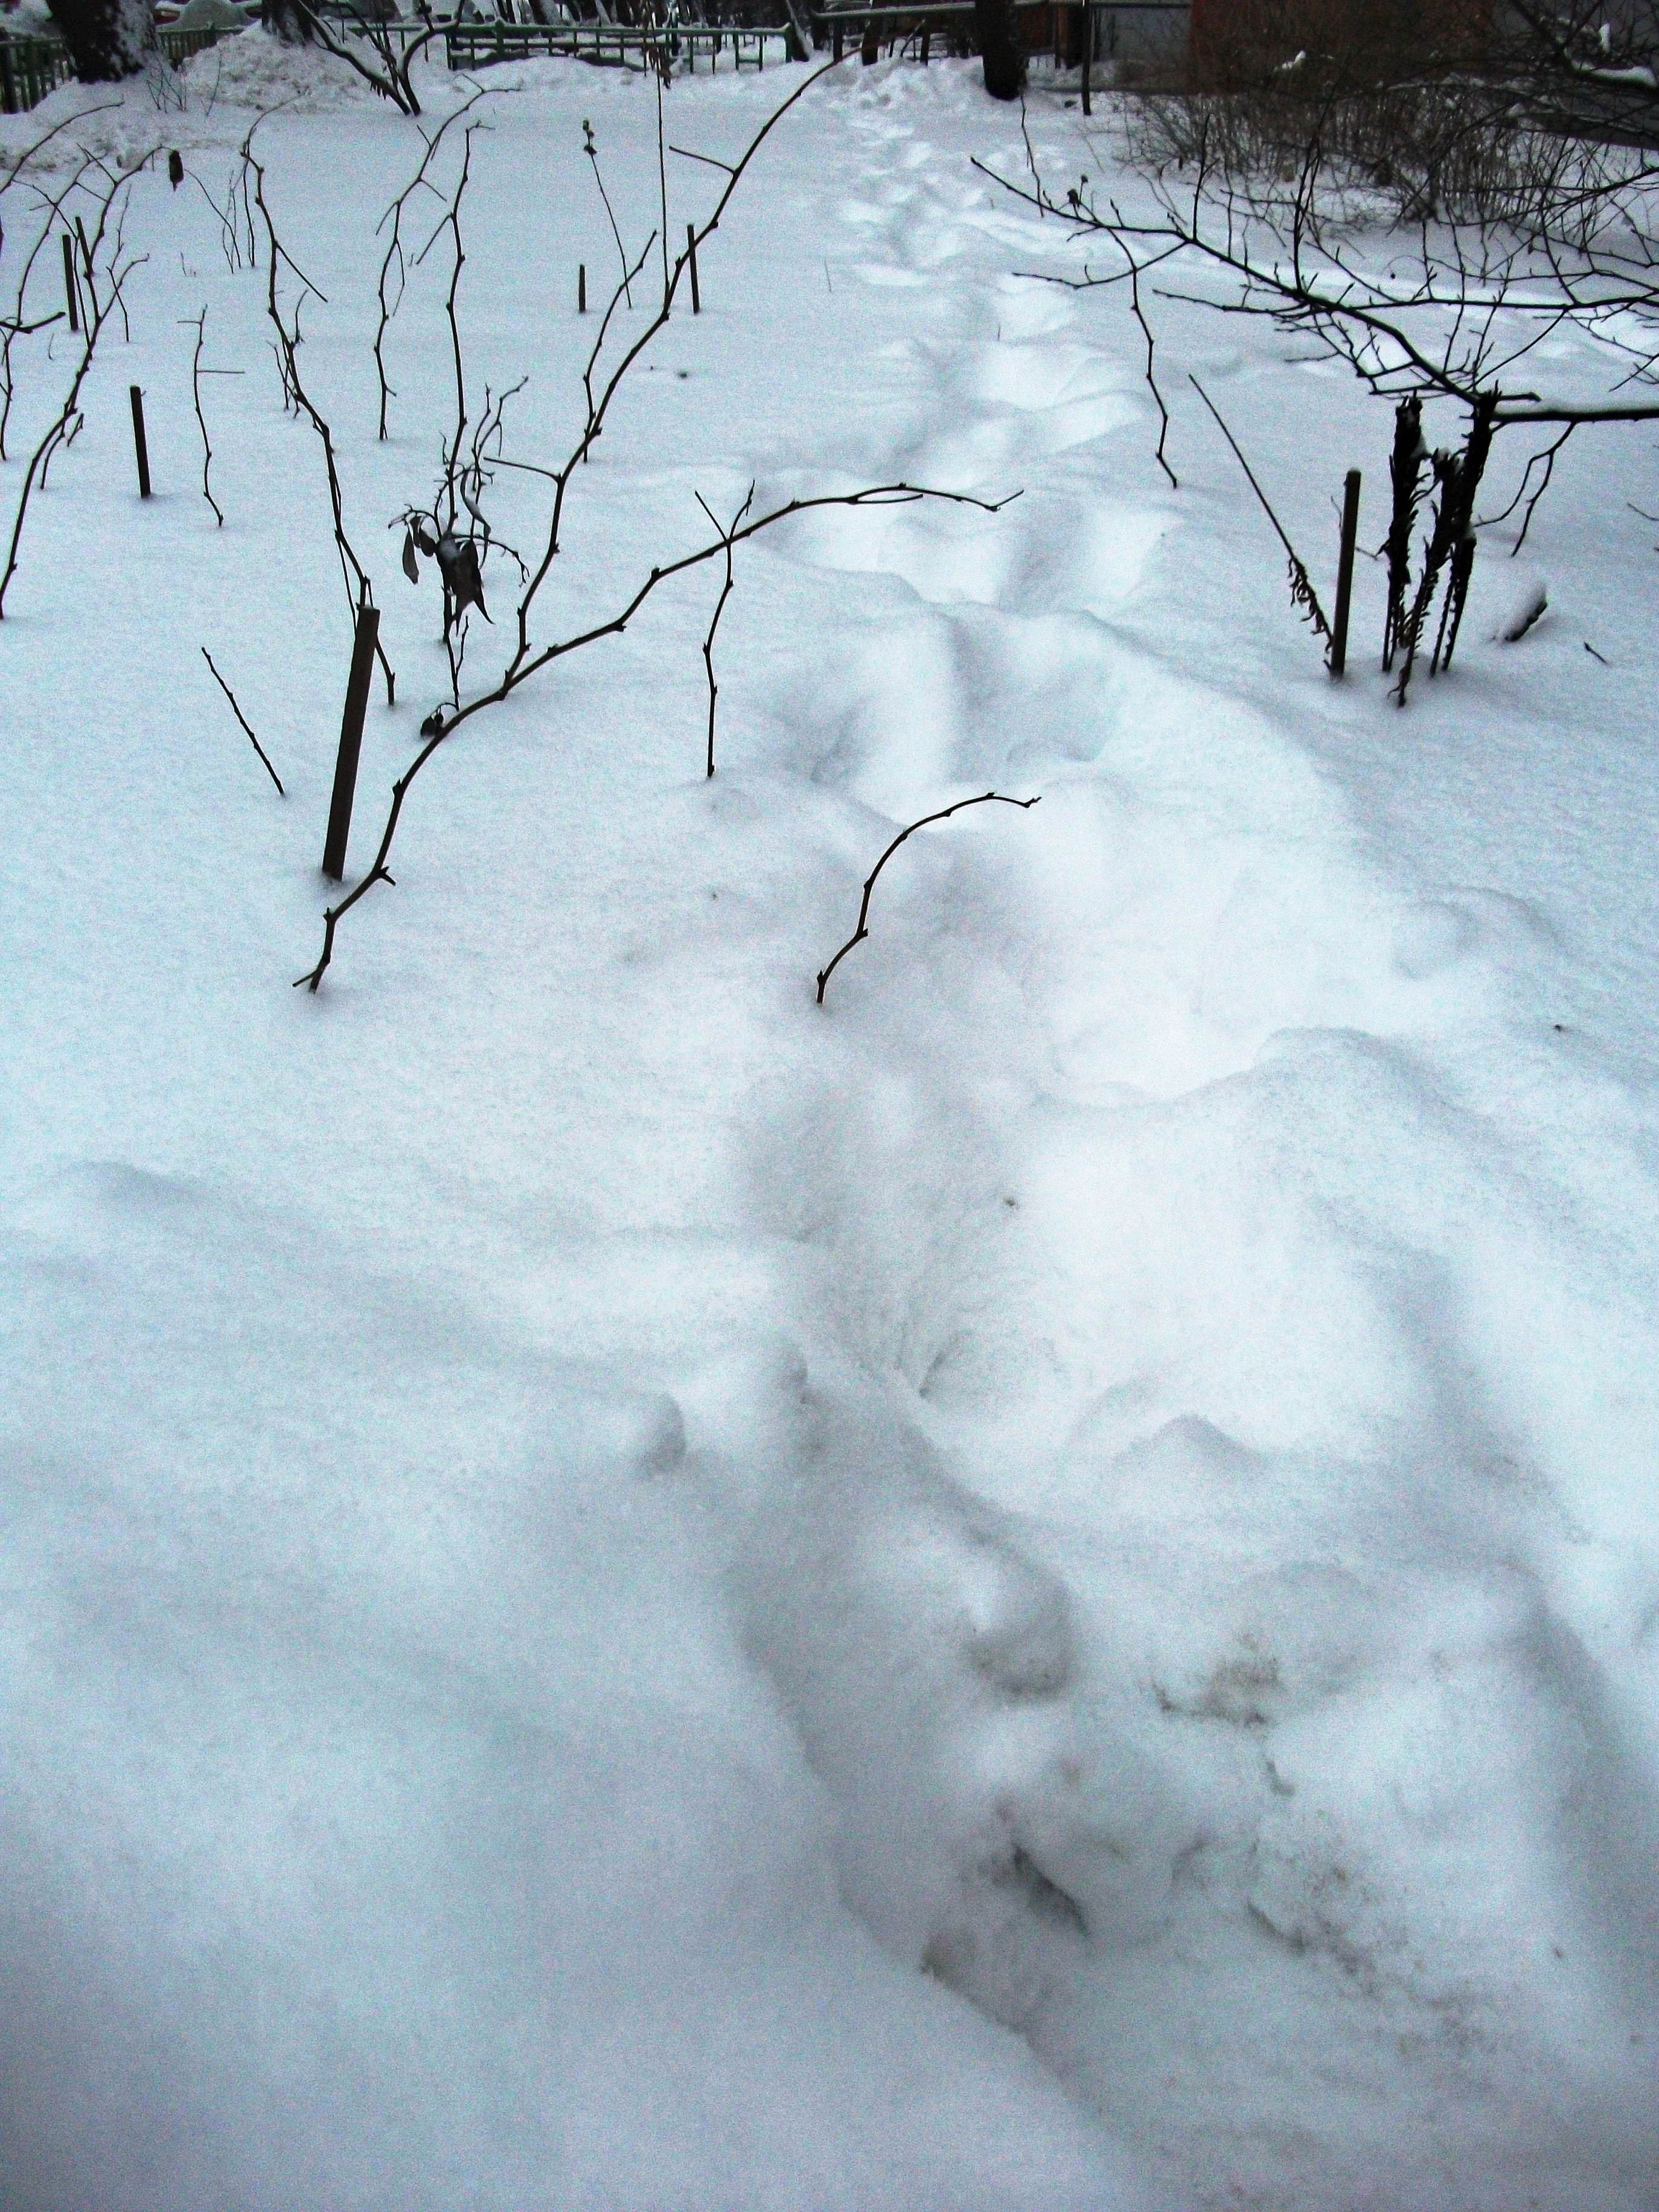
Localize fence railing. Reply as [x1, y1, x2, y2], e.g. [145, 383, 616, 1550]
[2, 2, 1188, 114]
[1, 22, 235, 114]
[444, 16, 793, 71]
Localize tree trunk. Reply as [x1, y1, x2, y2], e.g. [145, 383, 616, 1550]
[261, 0, 318, 43]
[45, 0, 158, 80]
[974, 0, 1025, 97]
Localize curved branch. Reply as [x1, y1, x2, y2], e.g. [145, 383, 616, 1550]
[814, 793, 1041, 1005]
[294, 481, 1017, 993]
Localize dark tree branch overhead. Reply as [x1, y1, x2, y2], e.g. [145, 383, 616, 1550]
[976, 146, 1659, 429]
[264, 0, 444, 115]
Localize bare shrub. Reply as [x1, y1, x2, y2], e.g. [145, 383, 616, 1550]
[1127, 0, 1659, 237]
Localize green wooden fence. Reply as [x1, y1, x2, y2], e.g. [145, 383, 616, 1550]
[2, 24, 231, 115]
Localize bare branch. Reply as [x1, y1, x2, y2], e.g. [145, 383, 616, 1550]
[202, 648, 284, 793]
[0, 158, 150, 618]
[584, 116, 634, 312]
[372, 91, 488, 441]
[1475, 423, 1574, 551]
[184, 308, 224, 527]
[249, 130, 395, 705]
[695, 483, 753, 777]
[815, 793, 1041, 1005]
[670, 144, 737, 176]
[1127, 250, 1177, 488]
[295, 482, 1014, 993]
[1189, 374, 1331, 642]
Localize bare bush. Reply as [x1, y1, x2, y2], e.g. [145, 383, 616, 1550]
[986, 0, 1658, 700]
[1128, 0, 1659, 238]
[294, 60, 1020, 993]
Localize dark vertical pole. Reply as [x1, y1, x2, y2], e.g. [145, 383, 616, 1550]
[129, 385, 151, 499]
[578, 261, 587, 313]
[62, 234, 80, 334]
[1329, 468, 1361, 677]
[833, 15, 842, 59]
[1081, 0, 1092, 112]
[686, 223, 701, 314]
[322, 599, 381, 881]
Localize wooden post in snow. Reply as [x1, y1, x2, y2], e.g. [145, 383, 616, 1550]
[129, 386, 151, 499]
[1329, 469, 1361, 677]
[322, 598, 381, 881]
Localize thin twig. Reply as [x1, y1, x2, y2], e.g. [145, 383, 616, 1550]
[1189, 374, 1330, 639]
[584, 117, 633, 309]
[670, 143, 736, 175]
[184, 308, 223, 526]
[249, 127, 395, 705]
[695, 482, 753, 776]
[656, 70, 670, 308]
[1128, 254, 1177, 488]
[1512, 425, 1574, 553]
[815, 792, 1041, 1005]
[372, 92, 487, 441]
[202, 648, 283, 793]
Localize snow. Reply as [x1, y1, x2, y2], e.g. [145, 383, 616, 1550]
[1, 42, 1654, 2212]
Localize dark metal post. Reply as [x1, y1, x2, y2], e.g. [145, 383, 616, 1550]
[322, 599, 381, 881]
[1329, 468, 1361, 677]
[686, 223, 701, 314]
[62, 234, 80, 334]
[578, 261, 587, 313]
[1081, 1, 1093, 112]
[129, 385, 151, 499]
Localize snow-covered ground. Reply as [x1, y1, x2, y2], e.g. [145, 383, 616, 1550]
[1, 39, 1654, 2212]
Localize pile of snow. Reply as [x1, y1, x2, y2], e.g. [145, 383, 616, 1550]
[0, 72, 179, 175]
[0, 30, 384, 180]
[178, 25, 383, 112]
[0, 51, 1652, 2212]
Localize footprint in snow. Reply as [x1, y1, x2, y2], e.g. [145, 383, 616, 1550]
[677, 1344, 1185, 2033]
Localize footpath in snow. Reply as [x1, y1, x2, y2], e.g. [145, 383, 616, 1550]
[1, 40, 1654, 2212]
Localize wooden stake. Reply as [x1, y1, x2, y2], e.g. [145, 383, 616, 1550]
[686, 223, 700, 314]
[129, 385, 151, 499]
[322, 599, 381, 881]
[1329, 468, 1361, 677]
[62, 234, 79, 334]
[578, 261, 587, 314]
[1081, 1, 1093, 115]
